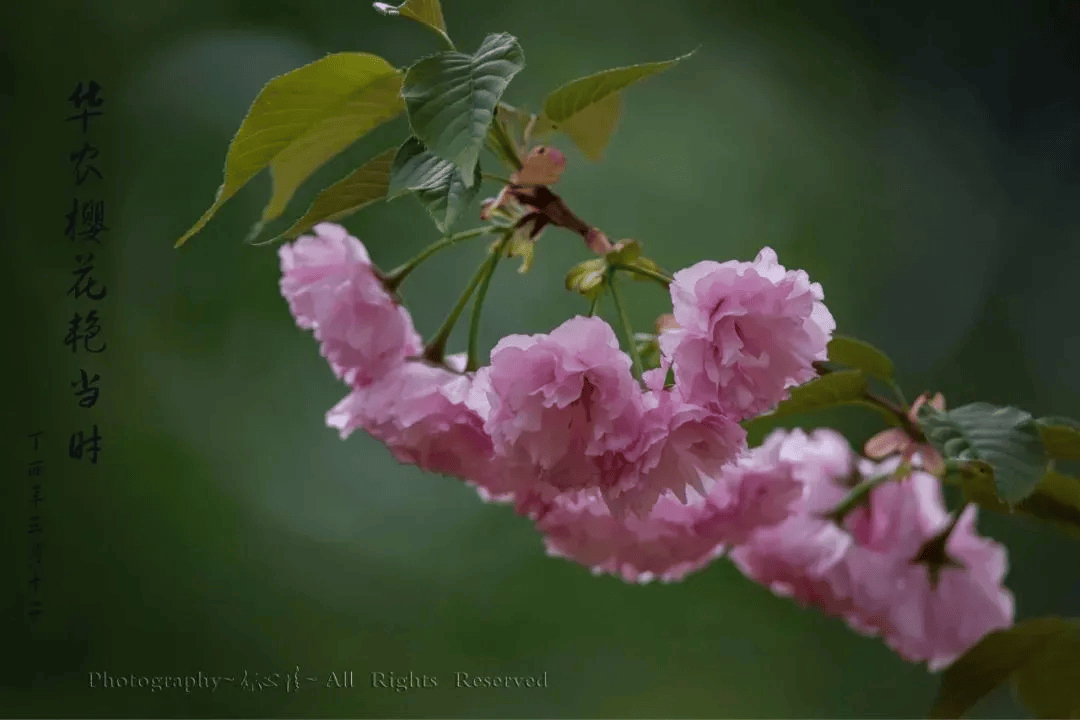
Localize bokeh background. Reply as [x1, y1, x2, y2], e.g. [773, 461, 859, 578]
[5, 0, 1080, 716]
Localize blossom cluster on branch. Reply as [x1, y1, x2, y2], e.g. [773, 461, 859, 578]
[171, 1, 1080, 709]
[278, 221, 1014, 671]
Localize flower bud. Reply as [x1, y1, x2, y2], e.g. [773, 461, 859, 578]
[585, 228, 613, 254]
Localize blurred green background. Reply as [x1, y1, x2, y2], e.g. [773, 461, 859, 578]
[5, 0, 1079, 716]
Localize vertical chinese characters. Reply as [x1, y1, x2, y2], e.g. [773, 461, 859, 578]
[64, 81, 107, 465]
[27, 432, 45, 621]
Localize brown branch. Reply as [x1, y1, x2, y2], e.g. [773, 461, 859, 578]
[505, 185, 611, 254]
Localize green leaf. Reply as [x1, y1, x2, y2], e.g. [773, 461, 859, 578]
[402, 33, 524, 186]
[1015, 470, 1080, 537]
[952, 462, 1080, 537]
[388, 137, 449, 195]
[930, 617, 1078, 719]
[388, 137, 481, 232]
[605, 240, 642, 265]
[741, 370, 874, 436]
[827, 335, 895, 381]
[1012, 619, 1080, 718]
[415, 170, 481, 232]
[494, 102, 535, 147]
[257, 148, 395, 243]
[541, 53, 693, 123]
[373, 0, 449, 44]
[173, 53, 404, 248]
[1038, 416, 1080, 427]
[1038, 417, 1080, 462]
[559, 90, 621, 161]
[919, 403, 1049, 504]
[955, 459, 1004, 509]
[540, 50, 693, 160]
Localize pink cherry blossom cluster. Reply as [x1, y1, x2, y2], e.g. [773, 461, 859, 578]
[278, 222, 1014, 670]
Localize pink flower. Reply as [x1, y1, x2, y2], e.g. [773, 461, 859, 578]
[602, 369, 747, 518]
[326, 353, 513, 502]
[727, 428, 858, 612]
[533, 488, 729, 584]
[475, 316, 644, 503]
[533, 428, 823, 584]
[279, 222, 422, 388]
[659, 248, 835, 420]
[839, 469, 1014, 671]
[707, 426, 833, 545]
[729, 430, 1014, 670]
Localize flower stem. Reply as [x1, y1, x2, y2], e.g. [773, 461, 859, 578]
[385, 227, 493, 291]
[608, 270, 644, 378]
[423, 249, 499, 365]
[465, 231, 512, 371]
[482, 172, 514, 185]
[587, 289, 602, 318]
[815, 363, 923, 441]
[612, 263, 672, 287]
[488, 114, 524, 171]
[824, 471, 894, 525]
[861, 389, 925, 442]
